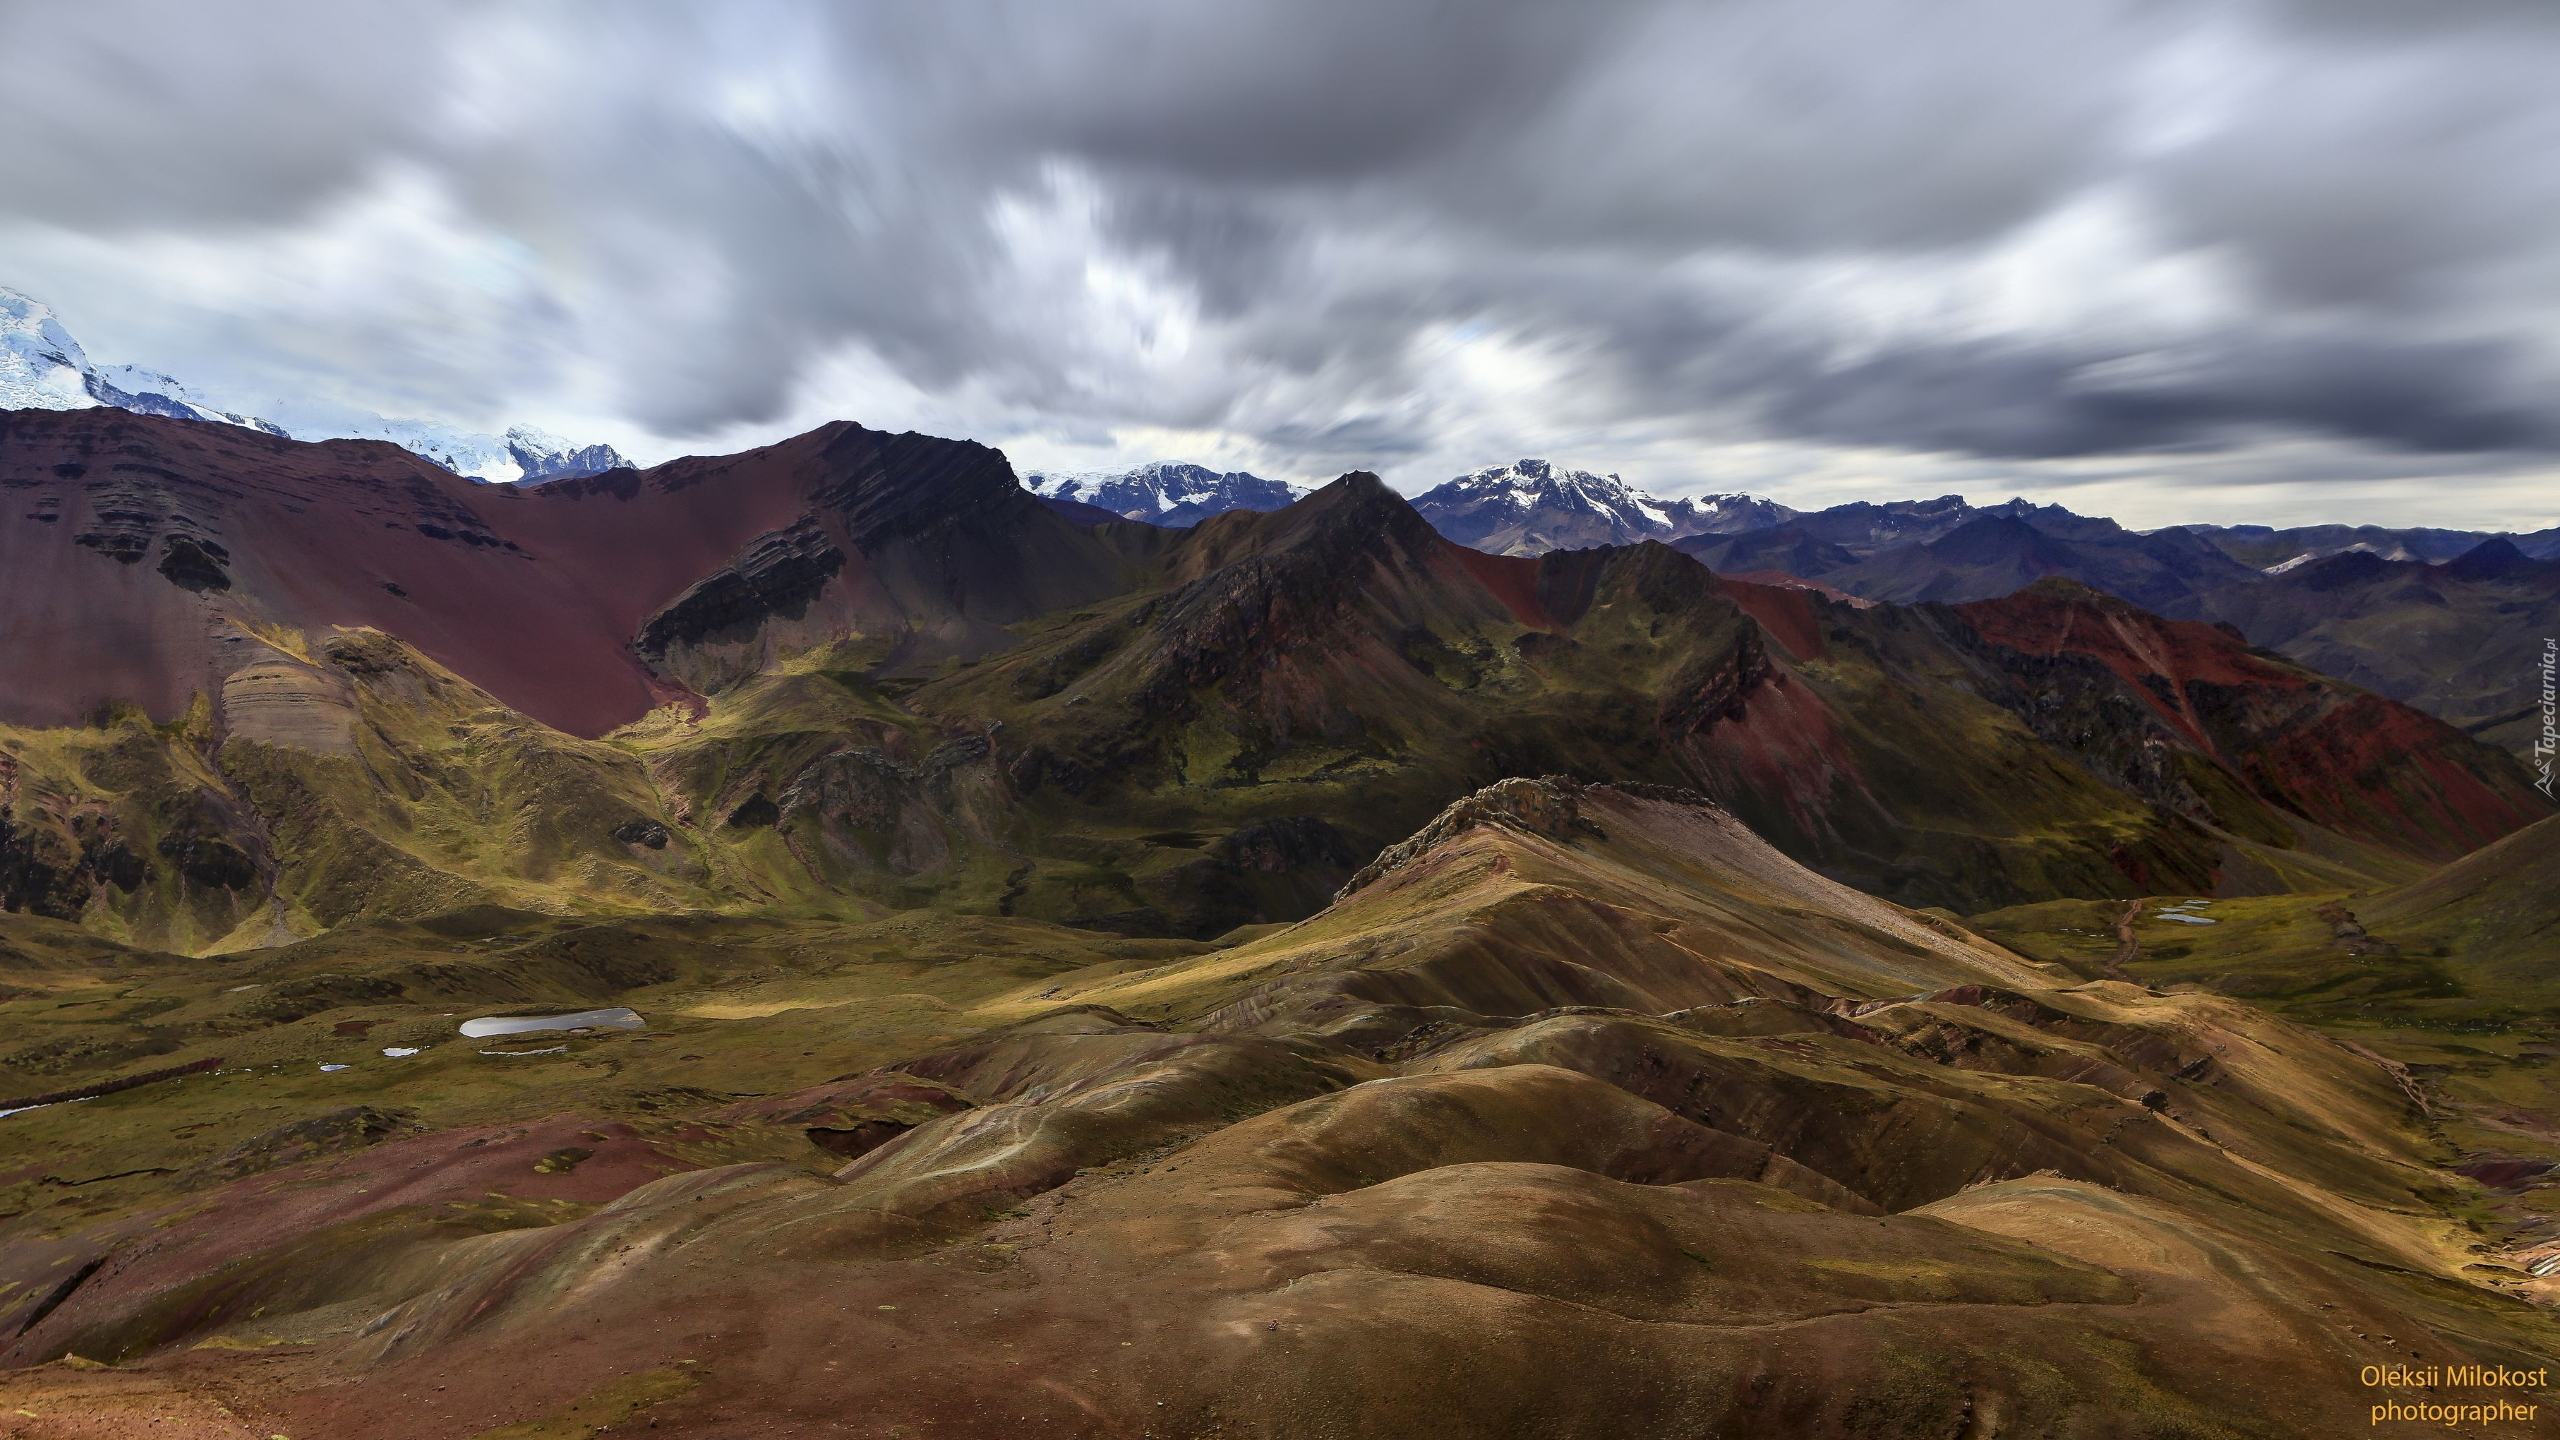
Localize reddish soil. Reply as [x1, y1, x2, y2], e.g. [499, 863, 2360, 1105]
[0, 410, 807, 734]
[1716, 576, 1828, 662]
[2250, 692, 2551, 858]
[1958, 582, 2552, 858]
[0, 1114, 704, 1371]
[1957, 585, 2304, 752]
[1718, 568, 1873, 607]
[1447, 545, 1555, 631]
[1681, 669, 1875, 838]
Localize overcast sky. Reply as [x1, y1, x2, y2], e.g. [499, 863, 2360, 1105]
[6, 0, 2560, 529]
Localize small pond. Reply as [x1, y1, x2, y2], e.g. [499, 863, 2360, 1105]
[458, 1007, 645, 1039]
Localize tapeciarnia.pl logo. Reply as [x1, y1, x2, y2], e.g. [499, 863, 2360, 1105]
[2538, 637, 2557, 800]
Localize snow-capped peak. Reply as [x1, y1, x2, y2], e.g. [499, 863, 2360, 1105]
[1439, 459, 1649, 519]
[247, 402, 631, 483]
[1025, 461, 1310, 526]
[0, 288, 104, 412]
[504, 424, 632, 482]
[1, 284, 628, 482]
[2263, 540, 2416, 575]
[1412, 458, 1797, 556]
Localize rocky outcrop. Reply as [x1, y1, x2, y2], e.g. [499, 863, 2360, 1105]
[0, 754, 160, 921]
[1337, 776, 1613, 898]
[220, 661, 360, 757]
[634, 517, 845, 662]
[155, 535, 230, 592]
[774, 734, 1002, 878]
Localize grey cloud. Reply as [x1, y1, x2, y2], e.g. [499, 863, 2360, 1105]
[1425, 0, 2142, 253]
[1760, 329, 2555, 458]
[2144, 29, 2560, 309]
[0, 0, 446, 227]
[2268, 0, 2560, 36]
[1092, 183, 1297, 320]
[6, 0, 2560, 487]
[891, 0, 1635, 181]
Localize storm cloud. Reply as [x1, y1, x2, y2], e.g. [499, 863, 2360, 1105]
[4, 0, 2559, 523]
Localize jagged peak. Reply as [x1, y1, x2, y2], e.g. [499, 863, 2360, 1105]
[4, 283, 623, 478]
[0, 286, 102, 413]
[1438, 457, 1640, 508]
[1144, 469, 1511, 650]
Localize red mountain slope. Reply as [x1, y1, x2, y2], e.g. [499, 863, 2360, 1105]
[1955, 579, 2545, 861]
[0, 409, 1130, 735]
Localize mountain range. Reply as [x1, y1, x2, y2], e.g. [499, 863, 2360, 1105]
[0, 286, 629, 483]
[1405, 457, 1795, 554]
[6, 404, 2560, 1434]
[1023, 455, 1799, 550]
[1664, 503, 2560, 762]
[1, 406, 2544, 951]
[1031, 460, 2558, 766]
[1024, 461, 1310, 526]
[2189, 521, 2560, 570]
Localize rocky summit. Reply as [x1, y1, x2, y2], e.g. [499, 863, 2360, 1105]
[4, 411, 2560, 1438]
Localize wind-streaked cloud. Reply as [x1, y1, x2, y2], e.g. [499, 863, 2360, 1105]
[4, 0, 2559, 528]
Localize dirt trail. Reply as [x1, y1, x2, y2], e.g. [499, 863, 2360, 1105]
[2104, 899, 2141, 978]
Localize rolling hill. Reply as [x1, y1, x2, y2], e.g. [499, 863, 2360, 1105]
[3, 778, 2554, 1437]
